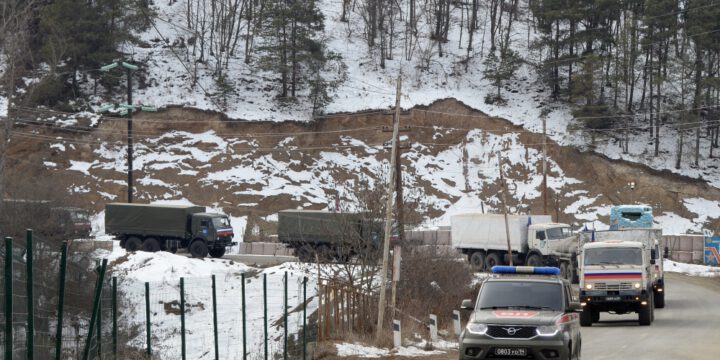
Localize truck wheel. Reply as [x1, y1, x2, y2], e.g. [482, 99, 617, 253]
[559, 262, 568, 279]
[142, 238, 161, 253]
[486, 253, 502, 270]
[316, 245, 333, 262]
[189, 241, 209, 259]
[591, 311, 600, 323]
[654, 289, 665, 308]
[125, 237, 142, 252]
[208, 247, 226, 258]
[565, 262, 576, 282]
[526, 254, 542, 267]
[579, 310, 593, 327]
[469, 252, 486, 271]
[638, 301, 652, 326]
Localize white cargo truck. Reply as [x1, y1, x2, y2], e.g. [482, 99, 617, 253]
[578, 228, 665, 308]
[451, 213, 579, 281]
[578, 239, 657, 326]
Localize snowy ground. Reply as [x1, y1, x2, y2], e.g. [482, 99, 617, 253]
[664, 259, 720, 277]
[335, 342, 445, 358]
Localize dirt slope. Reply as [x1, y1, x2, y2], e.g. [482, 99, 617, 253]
[8, 99, 720, 232]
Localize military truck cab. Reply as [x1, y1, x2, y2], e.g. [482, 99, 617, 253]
[578, 240, 655, 326]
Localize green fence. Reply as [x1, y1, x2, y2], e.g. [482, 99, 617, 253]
[117, 270, 318, 359]
[1, 231, 319, 359]
[0, 231, 113, 360]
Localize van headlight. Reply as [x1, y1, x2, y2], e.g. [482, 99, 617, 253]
[466, 323, 488, 335]
[536, 324, 560, 337]
[634, 282, 641, 289]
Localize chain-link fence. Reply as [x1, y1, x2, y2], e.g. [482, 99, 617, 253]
[0, 231, 112, 360]
[117, 270, 318, 359]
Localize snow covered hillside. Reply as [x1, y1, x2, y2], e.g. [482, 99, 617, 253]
[111, 0, 720, 190]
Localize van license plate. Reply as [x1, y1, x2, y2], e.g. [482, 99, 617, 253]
[606, 296, 621, 301]
[495, 348, 527, 356]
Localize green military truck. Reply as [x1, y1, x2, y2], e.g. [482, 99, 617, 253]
[105, 203, 236, 258]
[277, 210, 383, 262]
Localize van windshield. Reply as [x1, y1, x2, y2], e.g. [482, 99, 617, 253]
[477, 281, 563, 311]
[585, 247, 642, 266]
[212, 217, 231, 228]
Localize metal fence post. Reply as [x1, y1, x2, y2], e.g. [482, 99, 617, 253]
[82, 258, 108, 360]
[97, 288, 102, 359]
[303, 277, 307, 360]
[284, 271, 288, 360]
[242, 273, 247, 360]
[180, 277, 186, 360]
[264, 273, 268, 360]
[26, 230, 34, 360]
[112, 277, 117, 358]
[4, 237, 13, 360]
[55, 241, 68, 360]
[212, 275, 219, 360]
[145, 282, 151, 357]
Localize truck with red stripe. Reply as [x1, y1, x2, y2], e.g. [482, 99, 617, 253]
[578, 240, 656, 326]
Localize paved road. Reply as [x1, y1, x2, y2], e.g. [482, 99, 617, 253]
[583, 272, 720, 359]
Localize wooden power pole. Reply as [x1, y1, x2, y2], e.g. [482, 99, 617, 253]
[497, 152, 513, 266]
[542, 116, 548, 216]
[376, 76, 402, 342]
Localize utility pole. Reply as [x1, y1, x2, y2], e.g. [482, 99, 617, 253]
[497, 152, 513, 266]
[376, 76, 402, 342]
[542, 116, 548, 217]
[101, 61, 139, 203]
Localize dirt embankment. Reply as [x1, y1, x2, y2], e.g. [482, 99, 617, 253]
[8, 99, 720, 231]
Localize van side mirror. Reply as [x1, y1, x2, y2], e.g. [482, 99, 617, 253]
[650, 249, 657, 260]
[650, 259, 656, 265]
[568, 302, 582, 313]
[663, 246, 669, 259]
[461, 299, 474, 310]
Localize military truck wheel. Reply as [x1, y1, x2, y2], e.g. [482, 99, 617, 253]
[142, 238, 161, 252]
[469, 251, 486, 271]
[654, 289, 665, 308]
[579, 309, 593, 327]
[189, 241, 209, 259]
[125, 237, 142, 252]
[638, 301, 652, 326]
[486, 253, 502, 270]
[208, 247, 226, 258]
[526, 254, 542, 267]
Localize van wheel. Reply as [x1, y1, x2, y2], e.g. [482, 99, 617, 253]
[125, 237, 142, 252]
[486, 253, 502, 270]
[208, 247, 226, 258]
[189, 241, 209, 259]
[142, 238, 161, 252]
[470, 251, 486, 271]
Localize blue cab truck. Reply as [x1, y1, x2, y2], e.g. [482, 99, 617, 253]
[105, 203, 236, 259]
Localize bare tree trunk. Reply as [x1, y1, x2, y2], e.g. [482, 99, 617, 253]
[693, 45, 704, 167]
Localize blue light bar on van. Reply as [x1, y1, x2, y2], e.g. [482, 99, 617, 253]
[491, 266, 561, 275]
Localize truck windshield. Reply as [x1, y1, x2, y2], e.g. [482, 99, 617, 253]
[477, 282, 563, 311]
[212, 217, 231, 228]
[546, 227, 572, 240]
[584, 248, 642, 265]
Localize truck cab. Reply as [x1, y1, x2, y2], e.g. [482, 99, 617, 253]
[578, 240, 654, 326]
[189, 213, 234, 256]
[526, 223, 578, 281]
